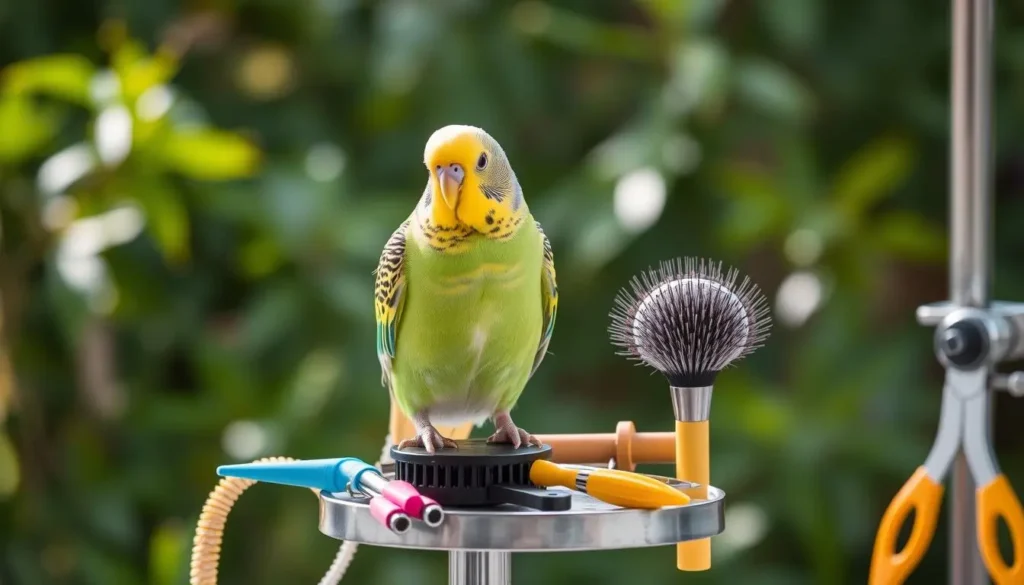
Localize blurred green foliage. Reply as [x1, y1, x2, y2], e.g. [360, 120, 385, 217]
[2, 1, 1024, 584]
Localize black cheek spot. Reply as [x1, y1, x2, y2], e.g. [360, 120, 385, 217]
[490, 226, 501, 233]
[485, 215, 494, 225]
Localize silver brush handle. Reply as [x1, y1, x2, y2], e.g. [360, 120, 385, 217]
[670, 386, 713, 422]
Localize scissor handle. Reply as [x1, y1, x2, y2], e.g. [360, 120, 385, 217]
[977, 473, 1024, 585]
[869, 466, 945, 585]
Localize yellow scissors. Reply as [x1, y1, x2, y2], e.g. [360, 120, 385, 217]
[869, 307, 1024, 585]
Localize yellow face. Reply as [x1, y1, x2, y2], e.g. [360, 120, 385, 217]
[422, 125, 525, 240]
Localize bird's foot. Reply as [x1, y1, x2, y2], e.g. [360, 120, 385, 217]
[397, 423, 459, 454]
[486, 411, 541, 449]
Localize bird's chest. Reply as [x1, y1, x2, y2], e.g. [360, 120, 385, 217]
[411, 260, 536, 344]
[401, 229, 541, 368]
[404, 248, 539, 357]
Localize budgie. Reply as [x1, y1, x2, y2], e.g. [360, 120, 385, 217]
[374, 125, 558, 454]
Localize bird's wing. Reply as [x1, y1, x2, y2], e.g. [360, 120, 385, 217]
[377, 217, 475, 447]
[530, 219, 558, 379]
[375, 219, 411, 393]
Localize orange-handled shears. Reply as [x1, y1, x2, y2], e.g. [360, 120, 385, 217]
[869, 365, 1024, 585]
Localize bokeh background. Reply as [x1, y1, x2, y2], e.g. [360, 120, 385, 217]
[3, 0, 1024, 583]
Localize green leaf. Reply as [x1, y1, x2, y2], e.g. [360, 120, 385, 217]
[738, 392, 795, 443]
[734, 58, 814, 121]
[831, 135, 914, 219]
[779, 136, 820, 206]
[239, 233, 284, 277]
[757, 0, 820, 51]
[571, 212, 627, 272]
[0, 430, 20, 499]
[149, 521, 186, 585]
[161, 129, 261, 180]
[869, 210, 947, 263]
[668, 39, 730, 113]
[721, 200, 789, 251]
[111, 40, 179, 101]
[135, 180, 190, 264]
[712, 162, 791, 249]
[0, 95, 59, 164]
[713, 161, 780, 202]
[241, 283, 303, 356]
[638, 0, 726, 30]
[0, 356, 9, 423]
[635, 0, 690, 28]
[2, 54, 97, 106]
[519, 5, 658, 61]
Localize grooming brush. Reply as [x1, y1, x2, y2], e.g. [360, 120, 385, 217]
[609, 257, 771, 571]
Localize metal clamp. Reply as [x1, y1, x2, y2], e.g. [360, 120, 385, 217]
[868, 300, 1024, 585]
[920, 300, 1024, 396]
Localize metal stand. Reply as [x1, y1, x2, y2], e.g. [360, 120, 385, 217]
[924, 0, 1024, 582]
[449, 551, 510, 585]
[318, 472, 725, 585]
[949, 0, 992, 583]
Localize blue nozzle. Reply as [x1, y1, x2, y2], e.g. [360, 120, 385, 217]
[216, 457, 377, 493]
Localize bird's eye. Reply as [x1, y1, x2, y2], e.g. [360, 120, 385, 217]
[476, 153, 488, 170]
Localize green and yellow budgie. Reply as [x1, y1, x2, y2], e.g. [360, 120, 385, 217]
[374, 125, 557, 454]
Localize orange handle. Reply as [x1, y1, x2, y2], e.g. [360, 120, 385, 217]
[534, 423, 676, 470]
[676, 420, 710, 571]
[868, 466, 944, 585]
[977, 474, 1024, 585]
[534, 434, 620, 465]
[529, 459, 579, 488]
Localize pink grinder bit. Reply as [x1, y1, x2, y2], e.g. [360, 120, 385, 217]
[369, 496, 410, 534]
[359, 473, 446, 527]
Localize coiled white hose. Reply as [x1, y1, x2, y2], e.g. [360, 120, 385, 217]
[189, 435, 395, 585]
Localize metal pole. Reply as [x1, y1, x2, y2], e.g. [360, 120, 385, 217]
[949, 0, 994, 583]
[449, 551, 511, 585]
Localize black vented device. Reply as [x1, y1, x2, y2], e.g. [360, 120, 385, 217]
[389, 439, 571, 511]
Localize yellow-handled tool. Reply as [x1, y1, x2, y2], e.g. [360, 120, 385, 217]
[529, 459, 690, 509]
[869, 368, 1024, 585]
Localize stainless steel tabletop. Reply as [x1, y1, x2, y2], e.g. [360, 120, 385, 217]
[318, 478, 725, 552]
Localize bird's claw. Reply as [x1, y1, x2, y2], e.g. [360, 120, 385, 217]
[398, 425, 459, 454]
[486, 415, 541, 449]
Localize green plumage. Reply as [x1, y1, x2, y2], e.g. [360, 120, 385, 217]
[392, 220, 543, 424]
[374, 125, 557, 450]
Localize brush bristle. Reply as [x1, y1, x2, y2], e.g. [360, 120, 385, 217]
[608, 257, 771, 386]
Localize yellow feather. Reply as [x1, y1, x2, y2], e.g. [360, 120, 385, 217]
[416, 125, 528, 252]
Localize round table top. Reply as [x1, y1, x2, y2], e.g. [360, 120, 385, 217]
[318, 472, 725, 552]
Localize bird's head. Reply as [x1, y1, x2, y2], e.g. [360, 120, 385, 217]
[422, 125, 526, 238]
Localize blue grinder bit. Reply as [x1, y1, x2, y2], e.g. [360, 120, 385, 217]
[216, 457, 379, 494]
[216, 457, 446, 528]
[216, 457, 417, 534]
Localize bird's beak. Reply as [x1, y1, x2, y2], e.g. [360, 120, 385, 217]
[437, 166, 463, 211]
